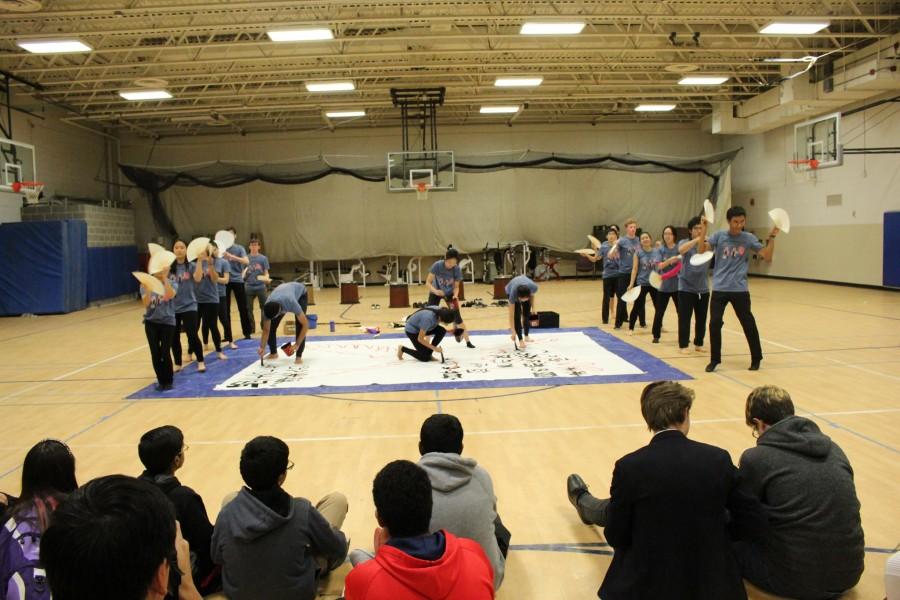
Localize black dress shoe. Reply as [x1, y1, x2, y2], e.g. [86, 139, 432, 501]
[749, 359, 761, 371]
[705, 361, 720, 373]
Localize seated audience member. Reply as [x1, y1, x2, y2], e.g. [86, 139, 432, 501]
[566, 381, 764, 600]
[735, 385, 865, 599]
[138, 425, 219, 594]
[40, 474, 201, 600]
[417, 414, 506, 589]
[344, 460, 494, 600]
[211, 436, 348, 600]
[0, 440, 77, 600]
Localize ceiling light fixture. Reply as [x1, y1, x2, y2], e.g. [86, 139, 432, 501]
[16, 39, 92, 54]
[306, 81, 355, 92]
[494, 77, 544, 87]
[325, 110, 366, 118]
[760, 22, 830, 35]
[479, 105, 521, 114]
[678, 76, 729, 85]
[520, 22, 585, 35]
[118, 89, 173, 101]
[634, 104, 676, 112]
[267, 28, 334, 42]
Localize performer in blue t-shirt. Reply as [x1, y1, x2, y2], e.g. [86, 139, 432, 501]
[586, 225, 620, 325]
[650, 225, 682, 343]
[627, 232, 658, 334]
[170, 239, 206, 373]
[677, 216, 712, 354]
[243, 238, 271, 335]
[141, 264, 177, 391]
[701, 205, 779, 372]
[222, 226, 252, 343]
[396, 306, 458, 362]
[609, 218, 640, 329]
[505, 275, 539, 347]
[425, 246, 475, 348]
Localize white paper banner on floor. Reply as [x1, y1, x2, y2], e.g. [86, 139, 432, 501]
[216, 331, 643, 391]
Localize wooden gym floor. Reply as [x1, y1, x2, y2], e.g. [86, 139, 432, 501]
[1, 277, 897, 599]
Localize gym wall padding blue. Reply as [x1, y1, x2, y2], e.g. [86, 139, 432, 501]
[0, 220, 88, 316]
[885, 212, 900, 288]
[87, 246, 138, 302]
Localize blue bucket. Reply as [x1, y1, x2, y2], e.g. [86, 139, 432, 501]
[307, 314, 318, 329]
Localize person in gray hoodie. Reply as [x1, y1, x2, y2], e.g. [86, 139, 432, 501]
[735, 385, 865, 599]
[211, 436, 349, 600]
[417, 414, 507, 590]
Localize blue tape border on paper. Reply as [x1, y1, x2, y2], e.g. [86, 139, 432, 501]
[127, 327, 692, 400]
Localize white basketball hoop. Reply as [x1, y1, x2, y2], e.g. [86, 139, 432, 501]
[13, 180, 44, 205]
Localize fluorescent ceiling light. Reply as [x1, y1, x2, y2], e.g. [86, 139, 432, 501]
[760, 22, 829, 35]
[763, 57, 815, 63]
[520, 22, 585, 35]
[119, 89, 173, 101]
[678, 76, 729, 85]
[306, 81, 355, 92]
[16, 39, 91, 54]
[634, 104, 676, 112]
[267, 28, 334, 42]
[325, 110, 366, 118]
[480, 105, 521, 114]
[494, 77, 544, 87]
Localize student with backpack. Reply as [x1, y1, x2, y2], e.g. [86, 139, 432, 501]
[1, 440, 78, 600]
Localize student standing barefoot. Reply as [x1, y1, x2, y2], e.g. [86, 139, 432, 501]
[677, 217, 712, 355]
[611, 219, 640, 329]
[170, 240, 206, 372]
[195, 243, 227, 362]
[627, 232, 658, 335]
[243, 238, 270, 336]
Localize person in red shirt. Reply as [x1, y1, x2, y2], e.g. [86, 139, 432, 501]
[344, 460, 494, 600]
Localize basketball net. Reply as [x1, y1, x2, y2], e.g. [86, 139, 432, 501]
[12, 181, 45, 205]
[415, 181, 430, 200]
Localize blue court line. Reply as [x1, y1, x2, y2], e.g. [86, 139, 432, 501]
[0, 401, 135, 482]
[507, 542, 896, 556]
[127, 328, 691, 400]
[713, 371, 899, 456]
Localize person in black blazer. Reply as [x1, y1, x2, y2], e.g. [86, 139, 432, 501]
[566, 381, 764, 600]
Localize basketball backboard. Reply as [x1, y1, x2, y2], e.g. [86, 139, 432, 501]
[794, 112, 842, 171]
[387, 150, 455, 192]
[0, 139, 37, 192]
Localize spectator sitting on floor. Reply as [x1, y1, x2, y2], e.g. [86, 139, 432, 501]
[211, 436, 348, 600]
[345, 459, 494, 600]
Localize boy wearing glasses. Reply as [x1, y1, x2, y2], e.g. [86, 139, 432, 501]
[138, 425, 219, 595]
[212, 436, 348, 600]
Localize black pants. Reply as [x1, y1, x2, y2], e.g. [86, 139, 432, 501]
[401, 326, 446, 362]
[226, 281, 252, 339]
[677, 291, 710, 349]
[204, 299, 230, 344]
[651, 291, 680, 340]
[628, 285, 657, 330]
[427, 292, 463, 325]
[145, 321, 175, 386]
[601, 277, 617, 324]
[710, 291, 763, 363]
[197, 302, 222, 352]
[267, 295, 309, 356]
[614, 274, 630, 328]
[172, 311, 204, 366]
[513, 300, 532, 340]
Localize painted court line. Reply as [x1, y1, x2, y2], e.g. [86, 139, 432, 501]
[724, 328, 900, 383]
[0, 344, 146, 402]
[3, 408, 896, 452]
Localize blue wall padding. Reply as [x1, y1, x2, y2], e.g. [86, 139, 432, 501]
[0, 220, 88, 316]
[87, 246, 138, 302]
[885, 212, 900, 288]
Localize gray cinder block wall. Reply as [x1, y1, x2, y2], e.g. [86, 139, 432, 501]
[22, 203, 136, 248]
